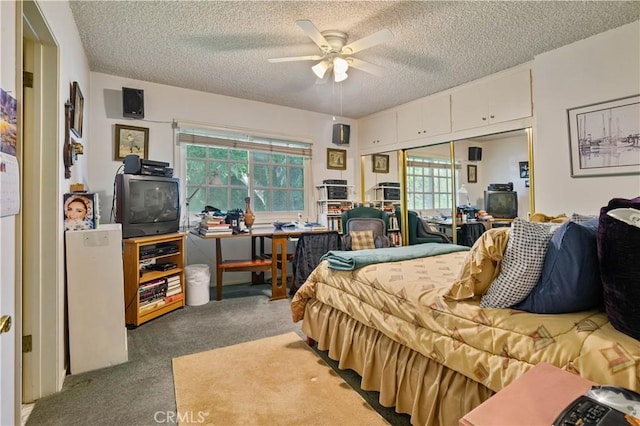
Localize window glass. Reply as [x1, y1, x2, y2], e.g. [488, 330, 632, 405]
[406, 156, 458, 211]
[185, 144, 307, 218]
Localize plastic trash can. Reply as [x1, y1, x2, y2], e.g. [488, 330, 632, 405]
[184, 264, 211, 306]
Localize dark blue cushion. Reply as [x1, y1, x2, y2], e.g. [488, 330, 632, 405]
[515, 219, 602, 313]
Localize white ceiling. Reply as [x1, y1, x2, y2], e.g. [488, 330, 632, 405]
[69, 1, 640, 119]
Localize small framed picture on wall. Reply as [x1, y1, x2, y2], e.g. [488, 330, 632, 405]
[327, 148, 347, 170]
[467, 164, 477, 183]
[372, 154, 389, 173]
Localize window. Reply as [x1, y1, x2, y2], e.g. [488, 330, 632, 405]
[178, 125, 312, 222]
[406, 156, 459, 211]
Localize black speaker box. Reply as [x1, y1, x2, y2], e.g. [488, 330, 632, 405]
[332, 123, 350, 145]
[122, 87, 144, 119]
[468, 147, 482, 161]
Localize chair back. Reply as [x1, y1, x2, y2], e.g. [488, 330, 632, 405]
[457, 222, 486, 247]
[290, 231, 341, 295]
[396, 207, 450, 244]
[341, 206, 390, 234]
[343, 218, 391, 250]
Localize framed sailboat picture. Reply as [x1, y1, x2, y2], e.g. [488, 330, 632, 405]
[567, 95, 640, 177]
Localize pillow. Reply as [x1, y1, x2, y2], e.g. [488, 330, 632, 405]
[514, 219, 602, 313]
[530, 212, 569, 223]
[348, 230, 375, 250]
[444, 227, 510, 301]
[571, 213, 598, 223]
[597, 197, 640, 340]
[480, 218, 560, 308]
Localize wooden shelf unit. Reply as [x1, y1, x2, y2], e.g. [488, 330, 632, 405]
[123, 233, 186, 326]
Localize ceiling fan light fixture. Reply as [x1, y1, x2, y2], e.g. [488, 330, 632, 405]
[334, 72, 348, 83]
[312, 60, 330, 79]
[333, 57, 349, 74]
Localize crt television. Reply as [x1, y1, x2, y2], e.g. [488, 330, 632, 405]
[115, 174, 180, 239]
[484, 190, 518, 219]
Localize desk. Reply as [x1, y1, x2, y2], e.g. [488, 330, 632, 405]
[195, 227, 328, 301]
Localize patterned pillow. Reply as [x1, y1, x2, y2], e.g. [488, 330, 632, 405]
[571, 213, 598, 223]
[349, 230, 376, 250]
[480, 218, 560, 308]
[444, 227, 510, 301]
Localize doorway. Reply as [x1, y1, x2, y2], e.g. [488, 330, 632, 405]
[22, 0, 63, 406]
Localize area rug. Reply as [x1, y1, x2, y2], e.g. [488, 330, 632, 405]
[172, 332, 388, 425]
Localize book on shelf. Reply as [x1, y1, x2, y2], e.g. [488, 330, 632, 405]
[166, 286, 182, 297]
[164, 293, 183, 304]
[140, 299, 166, 312]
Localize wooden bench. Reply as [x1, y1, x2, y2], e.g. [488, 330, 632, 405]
[216, 258, 272, 301]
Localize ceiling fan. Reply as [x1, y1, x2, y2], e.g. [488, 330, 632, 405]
[268, 19, 393, 83]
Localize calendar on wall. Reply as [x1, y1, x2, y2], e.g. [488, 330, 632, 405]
[1, 88, 20, 217]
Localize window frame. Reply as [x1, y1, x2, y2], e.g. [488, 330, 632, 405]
[177, 127, 313, 226]
[405, 156, 460, 211]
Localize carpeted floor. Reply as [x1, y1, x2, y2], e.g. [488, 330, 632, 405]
[173, 332, 388, 425]
[26, 284, 412, 426]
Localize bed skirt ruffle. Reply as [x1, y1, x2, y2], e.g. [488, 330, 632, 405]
[302, 299, 494, 426]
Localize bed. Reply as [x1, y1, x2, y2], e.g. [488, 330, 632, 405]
[291, 214, 640, 426]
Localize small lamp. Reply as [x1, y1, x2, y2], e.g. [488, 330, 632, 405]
[312, 60, 331, 79]
[458, 184, 470, 206]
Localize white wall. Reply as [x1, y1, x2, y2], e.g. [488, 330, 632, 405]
[88, 72, 357, 282]
[534, 20, 640, 215]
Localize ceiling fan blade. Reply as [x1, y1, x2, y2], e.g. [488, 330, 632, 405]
[268, 55, 324, 63]
[342, 28, 393, 54]
[296, 19, 331, 52]
[347, 58, 385, 76]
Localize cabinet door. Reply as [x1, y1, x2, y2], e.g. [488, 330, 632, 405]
[397, 102, 423, 142]
[451, 82, 490, 132]
[488, 68, 532, 124]
[397, 95, 451, 142]
[359, 111, 397, 152]
[423, 94, 451, 137]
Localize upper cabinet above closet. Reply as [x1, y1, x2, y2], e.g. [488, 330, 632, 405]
[359, 110, 397, 155]
[451, 68, 532, 132]
[397, 93, 451, 143]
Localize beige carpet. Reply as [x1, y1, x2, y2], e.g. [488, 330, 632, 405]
[172, 332, 388, 426]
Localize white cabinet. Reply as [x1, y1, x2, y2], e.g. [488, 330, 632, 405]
[397, 94, 451, 142]
[359, 111, 397, 153]
[451, 68, 532, 132]
[65, 224, 128, 374]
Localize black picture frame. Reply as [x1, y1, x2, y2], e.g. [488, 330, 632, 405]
[372, 154, 389, 173]
[467, 164, 477, 183]
[519, 161, 529, 178]
[70, 81, 84, 138]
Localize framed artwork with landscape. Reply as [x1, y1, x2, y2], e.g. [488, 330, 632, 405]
[115, 124, 149, 161]
[372, 154, 389, 173]
[567, 95, 640, 177]
[327, 148, 346, 170]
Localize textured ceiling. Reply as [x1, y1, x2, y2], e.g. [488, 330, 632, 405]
[69, 1, 640, 119]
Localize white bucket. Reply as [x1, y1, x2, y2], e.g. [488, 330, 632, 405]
[184, 264, 211, 306]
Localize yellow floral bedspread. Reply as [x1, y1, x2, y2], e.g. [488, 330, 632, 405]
[291, 251, 640, 392]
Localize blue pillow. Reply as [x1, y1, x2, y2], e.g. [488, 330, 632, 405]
[514, 219, 602, 313]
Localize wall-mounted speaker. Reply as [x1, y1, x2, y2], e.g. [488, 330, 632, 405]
[332, 123, 350, 145]
[468, 147, 482, 161]
[122, 87, 144, 119]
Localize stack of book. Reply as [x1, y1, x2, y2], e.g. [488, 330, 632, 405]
[139, 278, 168, 313]
[198, 216, 232, 236]
[164, 274, 183, 304]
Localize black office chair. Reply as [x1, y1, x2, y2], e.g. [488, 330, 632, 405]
[290, 231, 342, 295]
